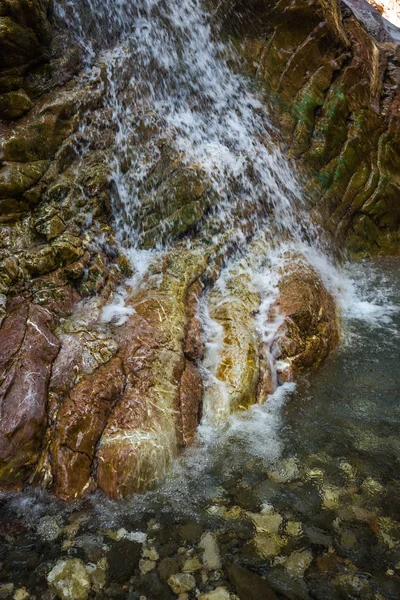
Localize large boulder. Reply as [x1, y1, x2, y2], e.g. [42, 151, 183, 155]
[47, 245, 208, 499]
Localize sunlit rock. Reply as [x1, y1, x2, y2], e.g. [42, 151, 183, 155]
[167, 573, 196, 594]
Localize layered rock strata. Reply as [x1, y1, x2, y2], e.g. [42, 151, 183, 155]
[215, 0, 400, 255]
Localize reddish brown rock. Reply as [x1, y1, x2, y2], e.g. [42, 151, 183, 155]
[275, 261, 340, 379]
[51, 357, 125, 500]
[179, 360, 203, 447]
[0, 298, 60, 489]
[184, 280, 205, 361]
[46, 247, 208, 500]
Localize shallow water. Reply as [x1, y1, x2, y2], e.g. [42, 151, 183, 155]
[1, 258, 399, 599]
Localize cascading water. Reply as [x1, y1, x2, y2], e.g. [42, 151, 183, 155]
[55, 0, 319, 248]
[54, 0, 348, 412]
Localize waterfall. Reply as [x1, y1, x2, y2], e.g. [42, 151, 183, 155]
[54, 0, 350, 420]
[54, 0, 318, 245]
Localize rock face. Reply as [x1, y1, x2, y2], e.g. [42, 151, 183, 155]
[0, 0, 396, 499]
[47, 246, 208, 499]
[216, 0, 400, 255]
[0, 0, 52, 117]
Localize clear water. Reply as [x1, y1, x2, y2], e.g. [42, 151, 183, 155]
[0, 260, 398, 598]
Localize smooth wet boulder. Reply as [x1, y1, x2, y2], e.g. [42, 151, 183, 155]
[275, 259, 340, 378]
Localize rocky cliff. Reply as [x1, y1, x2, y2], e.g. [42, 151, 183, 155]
[215, 0, 400, 255]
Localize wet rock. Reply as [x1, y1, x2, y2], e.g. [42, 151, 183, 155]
[198, 588, 230, 600]
[131, 572, 175, 600]
[276, 260, 340, 376]
[0, 162, 49, 200]
[332, 573, 370, 597]
[254, 534, 285, 559]
[13, 589, 29, 600]
[284, 550, 313, 577]
[199, 533, 221, 570]
[142, 546, 159, 561]
[178, 523, 203, 542]
[96, 247, 208, 498]
[158, 558, 180, 581]
[179, 360, 203, 447]
[139, 559, 156, 575]
[74, 534, 105, 563]
[37, 516, 61, 541]
[304, 526, 332, 548]
[249, 512, 283, 535]
[320, 485, 342, 510]
[0, 584, 14, 600]
[227, 564, 279, 600]
[285, 521, 303, 538]
[361, 477, 384, 495]
[106, 539, 141, 583]
[0, 300, 60, 489]
[218, 0, 400, 255]
[47, 558, 91, 600]
[268, 458, 301, 483]
[104, 583, 125, 599]
[182, 556, 202, 573]
[51, 357, 125, 500]
[167, 573, 196, 594]
[202, 263, 261, 425]
[86, 558, 108, 593]
[0, 90, 33, 120]
[35, 215, 66, 241]
[266, 568, 311, 600]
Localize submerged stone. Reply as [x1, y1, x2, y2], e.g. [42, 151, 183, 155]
[47, 559, 91, 600]
[227, 564, 279, 600]
[167, 573, 196, 594]
[199, 533, 222, 570]
[284, 551, 313, 577]
[198, 587, 230, 600]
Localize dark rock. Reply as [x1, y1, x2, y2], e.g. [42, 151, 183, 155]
[227, 564, 279, 600]
[158, 557, 180, 581]
[107, 539, 141, 584]
[130, 573, 175, 600]
[178, 522, 204, 542]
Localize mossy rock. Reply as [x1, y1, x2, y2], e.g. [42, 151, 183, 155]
[0, 89, 32, 120]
